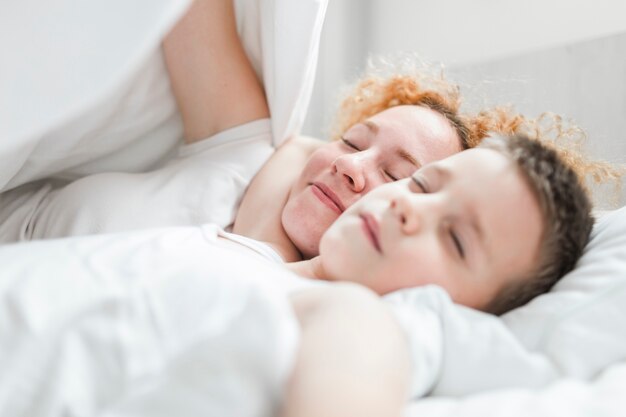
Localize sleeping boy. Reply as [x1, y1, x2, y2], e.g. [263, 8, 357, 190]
[288, 132, 593, 315]
[0, 132, 593, 417]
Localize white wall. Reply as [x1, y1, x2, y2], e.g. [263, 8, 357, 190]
[302, 0, 626, 207]
[302, 0, 372, 138]
[369, 0, 626, 65]
[449, 33, 626, 208]
[304, 0, 626, 138]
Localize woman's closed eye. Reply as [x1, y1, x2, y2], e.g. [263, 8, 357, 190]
[384, 171, 399, 181]
[341, 137, 360, 151]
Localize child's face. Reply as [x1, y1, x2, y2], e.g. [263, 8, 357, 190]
[319, 147, 544, 310]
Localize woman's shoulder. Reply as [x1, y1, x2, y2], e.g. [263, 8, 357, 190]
[278, 134, 325, 155]
[232, 134, 326, 261]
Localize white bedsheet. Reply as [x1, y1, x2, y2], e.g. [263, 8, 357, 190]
[1, 222, 624, 417]
[405, 361, 626, 417]
[0, 226, 312, 417]
[3, 0, 626, 414]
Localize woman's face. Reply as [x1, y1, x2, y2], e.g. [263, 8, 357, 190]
[281, 105, 462, 258]
[318, 148, 544, 310]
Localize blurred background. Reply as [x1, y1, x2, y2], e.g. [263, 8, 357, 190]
[302, 0, 626, 208]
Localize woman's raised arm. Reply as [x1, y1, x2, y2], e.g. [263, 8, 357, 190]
[163, 0, 269, 143]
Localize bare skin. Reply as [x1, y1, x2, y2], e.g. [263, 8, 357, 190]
[165, 3, 411, 415]
[285, 283, 410, 417]
[233, 135, 322, 262]
[163, 0, 269, 143]
[285, 147, 544, 311]
[234, 106, 462, 262]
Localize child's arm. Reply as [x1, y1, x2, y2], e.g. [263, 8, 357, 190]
[162, 0, 269, 143]
[283, 283, 411, 417]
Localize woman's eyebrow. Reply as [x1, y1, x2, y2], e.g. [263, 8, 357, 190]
[398, 148, 420, 167]
[363, 120, 379, 134]
[364, 119, 420, 167]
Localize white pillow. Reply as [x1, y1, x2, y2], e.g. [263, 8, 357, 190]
[386, 206, 626, 398]
[502, 206, 626, 378]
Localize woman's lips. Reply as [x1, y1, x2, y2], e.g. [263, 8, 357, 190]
[310, 183, 345, 214]
[360, 213, 382, 254]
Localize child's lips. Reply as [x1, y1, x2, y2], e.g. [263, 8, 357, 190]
[360, 213, 382, 254]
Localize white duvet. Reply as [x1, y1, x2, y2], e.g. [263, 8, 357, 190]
[0, 226, 305, 417]
[0, 0, 325, 191]
[2, 0, 626, 416]
[1, 213, 624, 417]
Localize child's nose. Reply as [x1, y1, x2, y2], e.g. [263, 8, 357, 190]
[390, 195, 421, 234]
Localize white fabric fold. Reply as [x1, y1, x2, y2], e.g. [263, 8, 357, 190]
[0, 0, 327, 191]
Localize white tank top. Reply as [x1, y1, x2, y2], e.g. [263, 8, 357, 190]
[0, 119, 273, 243]
[201, 223, 285, 265]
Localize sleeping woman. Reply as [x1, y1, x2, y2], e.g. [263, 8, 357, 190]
[0, 0, 605, 275]
[0, 2, 612, 416]
[0, 0, 474, 258]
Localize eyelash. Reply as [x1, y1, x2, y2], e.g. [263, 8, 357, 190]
[341, 137, 359, 151]
[343, 137, 398, 181]
[413, 177, 466, 259]
[449, 229, 465, 259]
[411, 176, 428, 192]
[385, 171, 399, 181]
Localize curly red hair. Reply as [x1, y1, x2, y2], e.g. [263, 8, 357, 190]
[331, 60, 622, 197]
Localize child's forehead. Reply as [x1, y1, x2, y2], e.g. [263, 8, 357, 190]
[424, 147, 511, 177]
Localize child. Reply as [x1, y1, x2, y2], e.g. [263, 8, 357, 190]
[288, 133, 593, 314]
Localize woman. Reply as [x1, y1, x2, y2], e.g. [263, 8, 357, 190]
[0, 0, 472, 255]
[1, 0, 601, 265]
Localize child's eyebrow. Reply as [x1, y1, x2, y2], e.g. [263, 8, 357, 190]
[461, 188, 488, 262]
[434, 164, 488, 260]
[363, 120, 379, 134]
[468, 208, 486, 253]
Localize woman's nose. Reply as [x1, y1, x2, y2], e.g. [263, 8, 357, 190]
[333, 153, 366, 192]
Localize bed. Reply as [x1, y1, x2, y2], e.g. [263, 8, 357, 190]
[1, 1, 626, 416]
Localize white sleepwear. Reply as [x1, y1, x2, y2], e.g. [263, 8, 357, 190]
[202, 223, 285, 265]
[0, 118, 274, 243]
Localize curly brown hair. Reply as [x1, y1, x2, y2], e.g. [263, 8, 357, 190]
[467, 109, 623, 186]
[479, 134, 594, 315]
